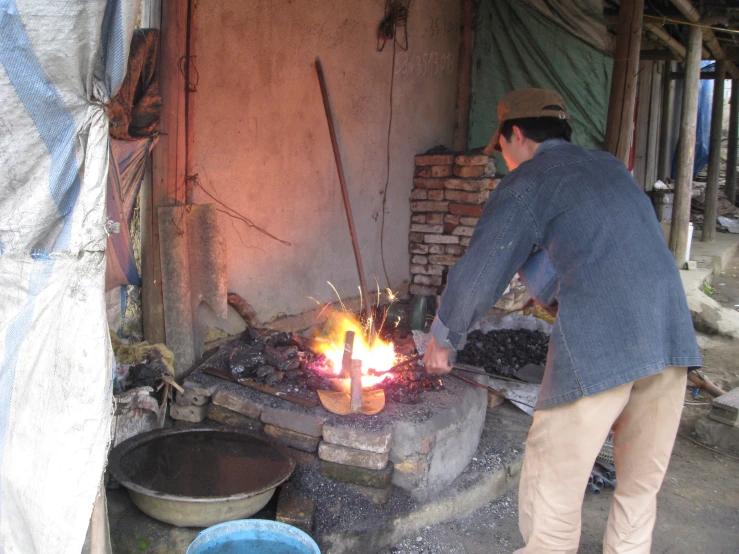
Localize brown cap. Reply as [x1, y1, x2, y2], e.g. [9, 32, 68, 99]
[484, 89, 570, 154]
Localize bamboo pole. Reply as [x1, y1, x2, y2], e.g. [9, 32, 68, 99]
[669, 26, 703, 264]
[452, 0, 473, 152]
[727, 80, 739, 205]
[604, 0, 643, 165]
[658, 61, 675, 180]
[702, 60, 726, 242]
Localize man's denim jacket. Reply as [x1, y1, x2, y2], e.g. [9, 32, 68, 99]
[431, 139, 702, 409]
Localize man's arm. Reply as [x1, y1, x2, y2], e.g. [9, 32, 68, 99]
[424, 187, 538, 373]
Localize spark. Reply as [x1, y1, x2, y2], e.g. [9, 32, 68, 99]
[327, 281, 347, 313]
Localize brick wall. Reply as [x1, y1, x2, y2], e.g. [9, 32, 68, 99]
[408, 152, 498, 296]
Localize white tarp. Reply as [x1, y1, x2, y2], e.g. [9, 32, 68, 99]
[0, 1, 138, 552]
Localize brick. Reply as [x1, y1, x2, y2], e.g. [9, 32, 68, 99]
[453, 165, 486, 178]
[348, 483, 392, 505]
[426, 213, 443, 224]
[409, 232, 425, 243]
[444, 214, 461, 224]
[489, 178, 501, 190]
[415, 153, 455, 166]
[413, 274, 442, 286]
[212, 387, 262, 420]
[170, 403, 207, 423]
[444, 178, 493, 192]
[443, 222, 457, 235]
[261, 406, 324, 437]
[410, 189, 427, 200]
[264, 424, 320, 452]
[428, 255, 461, 265]
[276, 483, 315, 534]
[207, 404, 264, 433]
[323, 424, 393, 454]
[452, 225, 475, 237]
[410, 263, 443, 275]
[410, 201, 450, 213]
[430, 165, 453, 177]
[460, 216, 479, 226]
[445, 244, 465, 255]
[488, 392, 505, 409]
[450, 203, 484, 217]
[424, 234, 460, 244]
[460, 237, 471, 246]
[445, 190, 489, 204]
[411, 255, 428, 264]
[455, 154, 490, 166]
[411, 214, 426, 223]
[276, 446, 318, 467]
[410, 223, 443, 233]
[412, 178, 445, 190]
[409, 243, 429, 254]
[176, 388, 211, 407]
[318, 442, 389, 470]
[409, 284, 439, 296]
[320, 460, 394, 489]
[428, 244, 444, 254]
[427, 189, 445, 201]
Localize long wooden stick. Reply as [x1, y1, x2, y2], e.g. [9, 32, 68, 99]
[315, 57, 371, 324]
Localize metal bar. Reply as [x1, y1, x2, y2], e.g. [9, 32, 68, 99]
[202, 367, 319, 408]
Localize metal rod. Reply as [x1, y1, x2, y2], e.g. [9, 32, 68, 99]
[202, 367, 319, 408]
[315, 57, 372, 327]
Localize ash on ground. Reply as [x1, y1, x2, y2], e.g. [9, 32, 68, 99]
[457, 329, 549, 378]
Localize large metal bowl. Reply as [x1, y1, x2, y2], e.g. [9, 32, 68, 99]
[108, 427, 295, 527]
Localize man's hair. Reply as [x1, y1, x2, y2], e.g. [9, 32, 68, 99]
[500, 116, 572, 145]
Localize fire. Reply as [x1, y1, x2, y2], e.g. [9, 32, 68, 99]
[312, 311, 398, 390]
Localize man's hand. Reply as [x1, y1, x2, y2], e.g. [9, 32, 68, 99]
[423, 337, 453, 375]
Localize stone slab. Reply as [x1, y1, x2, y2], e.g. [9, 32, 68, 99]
[265, 424, 320, 453]
[276, 483, 315, 535]
[323, 424, 393, 453]
[708, 407, 739, 427]
[261, 406, 324, 437]
[695, 416, 739, 454]
[319, 460, 394, 489]
[318, 442, 389, 470]
[207, 404, 264, 433]
[713, 387, 739, 414]
[212, 387, 262, 419]
[169, 403, 207, 423]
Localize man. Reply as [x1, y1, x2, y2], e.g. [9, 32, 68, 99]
[423, 89, 701, 553]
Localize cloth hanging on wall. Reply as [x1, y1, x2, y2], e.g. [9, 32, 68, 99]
[521, 0, 614, 54]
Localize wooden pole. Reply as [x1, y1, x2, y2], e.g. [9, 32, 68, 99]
[658, 61, 675, 180]
[727, 80, 739, 205]
[604, 0, 643, 165]
[669, 26, 703, 264]
[452, 0, 473, 152]
[702, 60, 726, 242]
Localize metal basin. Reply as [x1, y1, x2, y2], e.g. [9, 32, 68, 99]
[109, 427, 295, 527]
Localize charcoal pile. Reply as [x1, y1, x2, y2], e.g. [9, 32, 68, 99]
[457, 329, 549, 378]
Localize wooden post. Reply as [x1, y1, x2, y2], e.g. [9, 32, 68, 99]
[604, 0, 643, 164]
[452, 0, 473, 152]
[727, 80, 739, 205]
[658, 61, 675, 181]
[669, 26, 703, 264]
[702, 60, 726, 242]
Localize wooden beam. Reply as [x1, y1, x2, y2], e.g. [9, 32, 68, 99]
[702, 59, 726, 242]
[452, 0, 473, 152]
[605, 0, 644, 165]
[658, 61, 676, 180]
[669, 26, 702, 264]
[671, 71, 732, 80]
[727, 80, 739, 204]
[640, 49, 739, 62]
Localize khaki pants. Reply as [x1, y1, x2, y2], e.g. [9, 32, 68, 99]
[515, 367, 687, 554]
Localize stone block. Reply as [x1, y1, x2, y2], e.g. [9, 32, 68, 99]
[264, 424, 320, 453]
[708, 408, 739, 427]
[444, 214, 460, 224]
[410, 223, 444, 234]
[685, 260, 698, 270]
[410, 189, 427, 200]
[452, 225, 475, 237]
[427, 189, 445, 201]
[443, 222, 457, 234]
[409, 284, 438, 296]
[276, 483, 315, 535]
[460, 216, 479, 226]
[409, 232, 425, 243]
[713, 387, 739, 414]
[318, 442, 389, 470]
[453, 165, 485, 178]
[412, 178, 445, 190]
[450, 203, 484, 217]
[428, 244, 445, 254]
[320, 460, 394, 489]
[410, 201, 450, 213]
[261, 406, 324, 437]
[212, 388, 262, 420]
[409, 243, 429, 254]
[445, 244, 465, 256]
[323, 424, 393, 453]
[411, 214, 426, 224]
[415, 153, 455, 166]
[175, 388, 211, 407]
[277, 446, 319, 467]
[455, 154, 490, 166]
[170, 403, 208, 423]
[460, 237, 471, 246]
[414, 274, 442, 286]
[410, 263, 444, 276]
[207, 404, 264, 433]
[444, 178, 492, 192]
[694, 416, 739, 455]
[445, 190, 489, 204]
[426, 213, 443, 224]
[428, 255, 461, 266]
[348, 483, 392, 505]
[411, 255, 428, 264]
[424, 234, 460, 245]
[183, 377, 219, 395]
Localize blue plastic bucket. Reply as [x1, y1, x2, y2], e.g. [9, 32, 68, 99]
[186, 519, 321, 554]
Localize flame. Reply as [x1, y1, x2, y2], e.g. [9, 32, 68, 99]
[312, 311, 397, 389]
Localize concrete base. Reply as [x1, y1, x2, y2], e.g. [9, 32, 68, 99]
[694, 416, 739, 455]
